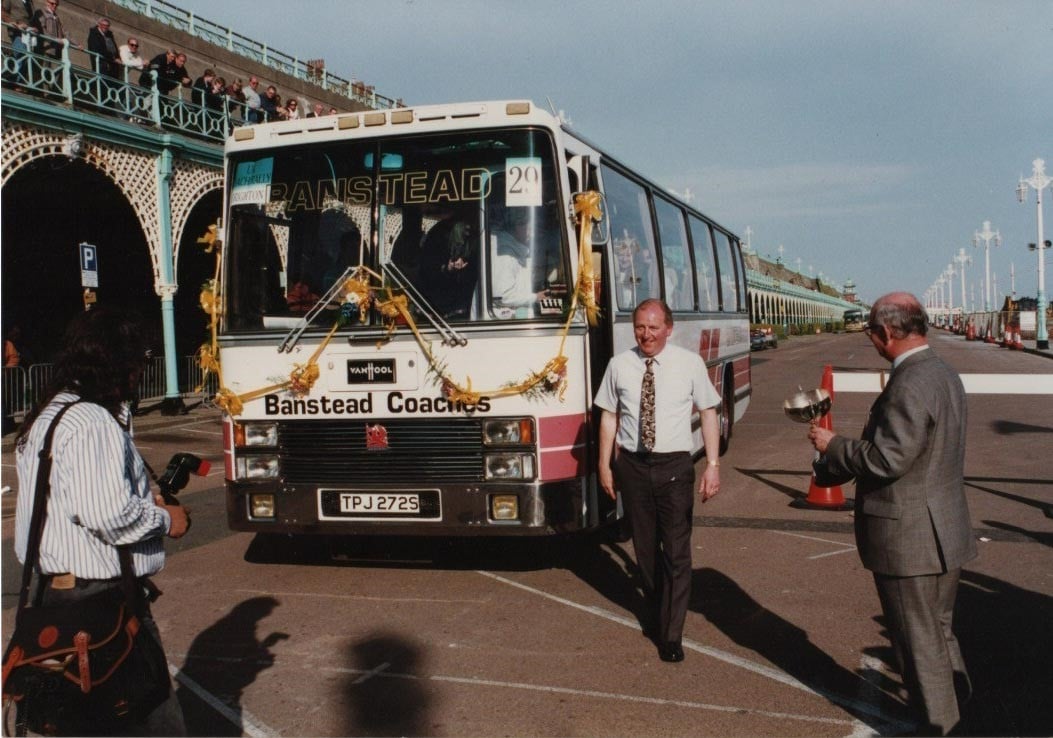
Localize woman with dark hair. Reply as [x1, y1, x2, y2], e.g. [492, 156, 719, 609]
[12, 307, 189, 736]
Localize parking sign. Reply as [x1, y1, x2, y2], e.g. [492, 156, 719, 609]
[80, 242, 98, 288]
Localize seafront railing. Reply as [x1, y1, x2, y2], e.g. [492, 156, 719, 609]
[108, 0, 400, 110]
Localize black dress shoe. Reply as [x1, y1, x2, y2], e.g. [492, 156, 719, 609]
[658, 642, 684, 662]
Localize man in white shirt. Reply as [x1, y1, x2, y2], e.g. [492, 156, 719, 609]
[595, 298, 721, 663]
[119, 35, 144, 71]
[243, 75, 261, 123]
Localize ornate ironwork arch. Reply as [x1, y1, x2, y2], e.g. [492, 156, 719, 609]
[2, 120, 222, 295]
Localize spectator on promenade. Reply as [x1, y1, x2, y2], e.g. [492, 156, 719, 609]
[2, 0, 36, 86]
[30, 0, 78, 86]
[119, 36, 144, 73]
[140, 48, 178, 94]
[259, 84, 279, 122]
[284, 97, 301, 120]
[86, 16, 119, 78]
[226, 78, 246, 123]
[191, 67, 214, 107]
[329, 106, 338, 115]
[306, 102, 325, 118]
[243, 75, 261, 122]
[206, 75, 226, 111]
[171, 51, 191, 91]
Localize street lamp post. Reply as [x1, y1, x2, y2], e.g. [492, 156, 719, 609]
[1017, 158, 1052, 350]
[954, 247, 971, 313]
[972, 220, 1001, 312]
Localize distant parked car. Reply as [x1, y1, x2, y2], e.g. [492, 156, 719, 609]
[750, 328, 777, 351]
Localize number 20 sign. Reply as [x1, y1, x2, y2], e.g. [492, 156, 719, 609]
[505, 157, 542, 207]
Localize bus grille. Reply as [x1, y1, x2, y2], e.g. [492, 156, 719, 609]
[278, 419, 484, 484]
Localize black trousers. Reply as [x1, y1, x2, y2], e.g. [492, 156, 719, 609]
[613, 449, 695, 644]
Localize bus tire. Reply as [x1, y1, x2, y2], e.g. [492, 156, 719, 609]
[718, 370, 734, 456]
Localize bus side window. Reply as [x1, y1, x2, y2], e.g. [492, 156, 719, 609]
[689, 216, 718, 312]
[653, 196, 693, 311]
[601, 163, 659, 310]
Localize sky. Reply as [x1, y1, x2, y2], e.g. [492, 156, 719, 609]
[174, 0, 1053, 306]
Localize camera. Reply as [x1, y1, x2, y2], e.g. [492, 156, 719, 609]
[156, 452, 211, 504]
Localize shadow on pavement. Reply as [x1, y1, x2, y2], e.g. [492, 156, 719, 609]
[176, 596, 288, 737]
[955, 569, 1053, 736]
[690, 567, 912, 735]
[339, 632, 431, 737]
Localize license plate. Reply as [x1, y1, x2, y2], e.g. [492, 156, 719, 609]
[339, 493, 419, 514]
[318, 489, 441, 520]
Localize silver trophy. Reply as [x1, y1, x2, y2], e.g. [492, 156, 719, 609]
[783, 386, 831, 423]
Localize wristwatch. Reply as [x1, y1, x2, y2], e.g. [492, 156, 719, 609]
[707, 460, 719, 467]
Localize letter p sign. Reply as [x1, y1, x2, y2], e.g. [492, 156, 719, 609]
[80, 242, 98, 288]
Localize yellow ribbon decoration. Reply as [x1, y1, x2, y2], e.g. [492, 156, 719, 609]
[572, 191, 602, 327]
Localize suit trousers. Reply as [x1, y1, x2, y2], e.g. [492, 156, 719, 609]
[873, 568, 968, 736]
[613, 449, 695, 644]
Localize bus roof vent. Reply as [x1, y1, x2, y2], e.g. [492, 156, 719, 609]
[232, 127, 255, 141]
[364, 112, 387, 127]
[506, 102, 531, 115]
[391, 109, 414, 124]
[337, 115, 359, 130]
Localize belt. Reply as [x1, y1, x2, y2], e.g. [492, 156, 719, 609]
[46, 573, 125, 590]
[619, 448, 690, 462]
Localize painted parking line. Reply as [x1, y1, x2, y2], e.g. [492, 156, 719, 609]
[324, 662, 857, 728]
[771, 530, 858, 559]
[170, 662, 279, 738]
[477, 570, 911, 733]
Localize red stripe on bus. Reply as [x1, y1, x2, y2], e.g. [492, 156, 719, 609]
[538, 413, 588, 481]
[538, 413, 588, 448]
[540, 448, 586, 480]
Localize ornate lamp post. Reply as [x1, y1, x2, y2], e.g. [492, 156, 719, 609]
[1017, 158, 1052, 350]
[972, 220, 1001, 312]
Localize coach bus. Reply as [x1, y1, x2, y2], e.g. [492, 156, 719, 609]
[212, 100, 751, 537]
[843, 307, 865, 332]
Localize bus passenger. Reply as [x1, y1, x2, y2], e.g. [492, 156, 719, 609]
[420, 209, 478, 318]
[491, 207, 548, 312]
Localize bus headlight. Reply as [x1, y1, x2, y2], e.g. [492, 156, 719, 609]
[490, 494, 519, 521]
[234, 421, 278, 447]
[482, 418, 534, 445]
[235, 455, 280, 480]
[249, 494, 276, 519]
[484, 452, 535, 480]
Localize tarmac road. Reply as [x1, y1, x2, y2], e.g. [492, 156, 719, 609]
[2, 330, 1050, 736]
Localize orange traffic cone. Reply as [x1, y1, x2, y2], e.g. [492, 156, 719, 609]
[793, 365, 855, 511]
[1013, 329, 1023, 350]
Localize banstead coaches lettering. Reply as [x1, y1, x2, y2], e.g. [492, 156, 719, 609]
[263, 392, 491, 416]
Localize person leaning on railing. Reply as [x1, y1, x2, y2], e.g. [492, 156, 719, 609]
[2, 0, 35, 86]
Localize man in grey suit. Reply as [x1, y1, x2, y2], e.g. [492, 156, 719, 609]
[809, 292, 976, 736]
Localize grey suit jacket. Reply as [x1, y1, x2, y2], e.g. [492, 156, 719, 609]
[815, 348, 977, 576]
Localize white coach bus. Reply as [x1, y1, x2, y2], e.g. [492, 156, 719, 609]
[212, 100, 751, 537]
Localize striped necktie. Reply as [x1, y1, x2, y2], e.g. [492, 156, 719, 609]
[640, 358, 656, 451]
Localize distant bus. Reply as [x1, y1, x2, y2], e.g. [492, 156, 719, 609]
[844, 307, 865, 332]
[215, 100, 752, 537]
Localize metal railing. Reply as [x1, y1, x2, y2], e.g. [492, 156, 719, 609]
[3, 27, 251, 142]
[107, 0, 401, 110]
[1, 355, 220, 423]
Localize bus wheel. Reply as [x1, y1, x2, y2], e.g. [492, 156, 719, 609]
[718, 373, 734, 455]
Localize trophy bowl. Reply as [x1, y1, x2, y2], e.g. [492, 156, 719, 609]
[784, 387, 831, 423]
